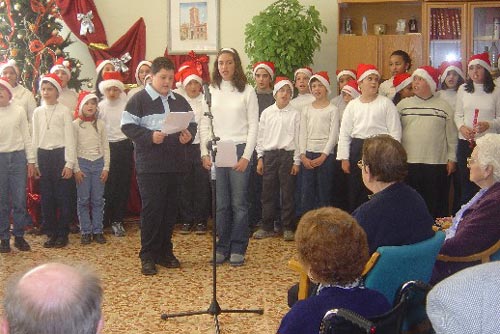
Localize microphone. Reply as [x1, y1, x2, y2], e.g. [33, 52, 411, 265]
[203, 83, 212, 108]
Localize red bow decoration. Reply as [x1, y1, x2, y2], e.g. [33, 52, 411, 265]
[187, 50, 209, 77]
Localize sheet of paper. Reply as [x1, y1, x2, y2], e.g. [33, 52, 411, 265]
[161, 111, 194, 135]
[215, 140, 237, 167]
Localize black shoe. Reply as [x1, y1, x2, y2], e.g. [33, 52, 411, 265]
[179, 224, 192, 235]
[93, 233, 107, 244]
[0, 239, 11, 253]
[141, 259, 157, 275]
[54, 236, 69, 248]
[194, 223, 207, 235]
[81, 234, 92, 245]
[69, 224, 80, 234]
[156, 254, 181, 268]
[14, 237, 31, 251]
[43, 235, 58, 248]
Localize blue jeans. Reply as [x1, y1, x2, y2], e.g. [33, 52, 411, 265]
[215, 144, 252, 256]
[0, 151, 30, 239]
[76, 157, 105, 234]
[301, 151, 334, 213]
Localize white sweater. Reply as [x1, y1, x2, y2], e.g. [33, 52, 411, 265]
[290, 93, 315, 113]
[379, 77, 396, 101]
[299, 102, 340, 156]
[72, 119, 110, 172]
[0, 103, 35, 162]
[173, 88, 208, 145]
[337, 95, 402, 160]
[11, 84, 37, 132]
[98, 97, 128, 142]
[454, 83, 500, 140]
[200, 81, 259, 160]
[32, 103, 76, 169]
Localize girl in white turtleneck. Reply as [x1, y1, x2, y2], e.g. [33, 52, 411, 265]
[200, 48, 259, 266]
[454, 53, 500, 207]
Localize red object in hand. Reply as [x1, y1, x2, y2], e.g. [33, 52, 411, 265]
[470, 108, 479, 148]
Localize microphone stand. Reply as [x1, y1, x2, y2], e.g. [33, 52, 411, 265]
[161, 84, 263, 333]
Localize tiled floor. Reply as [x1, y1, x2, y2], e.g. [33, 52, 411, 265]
[0, 221, 298, 334]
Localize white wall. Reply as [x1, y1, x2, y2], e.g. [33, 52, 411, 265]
[64, 0, 338, 92]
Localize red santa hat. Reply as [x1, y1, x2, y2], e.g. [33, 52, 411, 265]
[294, 67, 313, 80]
[95, 59, 115, 74]
[177, 61, 196, 74]
[336, 69, 357, 82]
[309, 71, 331, 94]
[393, 73, 413, 93]
[39, 73, 63, 95]
[356, 64, 380, 83]
[468, 52, 491, 73]
[0, 59, 20, 76]
[0, 77, 14, 100]
[75, 90, 98, 117]
[273, 76, 294, 96]
[50, 58, 72, 77]
[341, 79, 360, 99]
[135, 60, 152, 85]
[180, 68, 203, 88]
[412, 66, 440, 92]
[253, 61, 275, 79]
[98, 71, 124, 94]
[438, 61, 464, 84]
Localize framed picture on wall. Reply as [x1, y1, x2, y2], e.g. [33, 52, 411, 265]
[168, 0, 220, 54]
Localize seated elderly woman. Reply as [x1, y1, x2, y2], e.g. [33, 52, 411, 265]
[278, 207, 390, 334]
[431, 133, 500, 284]
[353, 134, 435, 254]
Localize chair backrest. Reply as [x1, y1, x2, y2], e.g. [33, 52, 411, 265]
[319, 281, 432, 334]
[364, 231, 445, 303]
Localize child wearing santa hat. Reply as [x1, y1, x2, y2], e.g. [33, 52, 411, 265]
[289, 66, 315, 111]
[32, 73, 76, 248]
[0, 77, 35, 253]
[73, 91, 110, 245]
[128, 60, 152, 99]
[392, 72, 414, 105]
[49, 58, 78, 111]
[173, 67, 210, 235]
[341, 79, 361, 105]
[454, 52, 500, 207]
[337, 63, 402, 212]
[397, 66, 457, 218]
[379, 50, 412, 100]
[249, 61, 277, 231]
[98, 71, 132, 237]
[299, 71, 340, 214]
[436, 61, 465, 110]
[94, 59, 116, 100]
[0, 60, 37, 132]
[331, 69, 357, 118]
[252, 77, 300, 241]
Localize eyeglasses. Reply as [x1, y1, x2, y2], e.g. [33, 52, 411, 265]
[357, 160, 367, 170]
[466, 156, 477, 168]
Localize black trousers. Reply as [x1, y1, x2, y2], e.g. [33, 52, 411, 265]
[104, 139, 133, 225]
[407, 163, 449, 218]
[261, 150, 296, 232]
[178, 144, 209, 225]
[137, 172, 180, 262]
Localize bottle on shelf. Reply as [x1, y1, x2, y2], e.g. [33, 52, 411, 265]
[489, 41, 499, 69]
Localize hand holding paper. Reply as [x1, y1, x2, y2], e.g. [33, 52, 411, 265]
[161, 111, 195, 135]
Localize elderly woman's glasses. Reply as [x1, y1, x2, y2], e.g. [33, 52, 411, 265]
[357, 160, 367, 170]
[466, 156, 477, 168]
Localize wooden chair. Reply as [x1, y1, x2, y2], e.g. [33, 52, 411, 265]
[437, 239, 500, 264]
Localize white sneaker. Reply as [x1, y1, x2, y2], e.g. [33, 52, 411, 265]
[112, 222, 125, 237]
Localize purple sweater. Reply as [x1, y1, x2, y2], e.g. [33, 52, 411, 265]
[277, 286, 390, 334]
[431, 182, 500, 284]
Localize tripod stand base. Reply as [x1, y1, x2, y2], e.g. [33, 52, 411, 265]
[161, 299, 263, 319]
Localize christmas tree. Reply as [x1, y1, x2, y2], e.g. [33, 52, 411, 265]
[0, 0, 89, 95]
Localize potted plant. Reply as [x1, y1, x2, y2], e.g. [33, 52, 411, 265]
[244, 0, 327, 81]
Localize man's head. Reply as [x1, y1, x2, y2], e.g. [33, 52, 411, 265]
[150, 57, 176, 96]
[2, 263, 104, 334]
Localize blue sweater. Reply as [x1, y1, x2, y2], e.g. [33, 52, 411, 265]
[278, 286, 390, 334]
[353, 182, 435, 254]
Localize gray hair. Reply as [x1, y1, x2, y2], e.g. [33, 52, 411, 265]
[3, 263, 103, 334]
[476, 133, 500, 182]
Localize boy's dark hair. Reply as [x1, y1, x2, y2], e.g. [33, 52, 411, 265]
[392, 92, 403, 105]
[151, 57, 175, 75]
[391, 50, 412, 71]
[464, 70, 495, 93]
